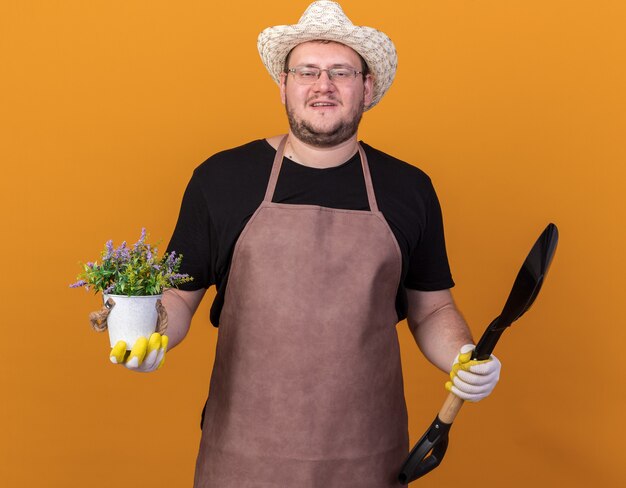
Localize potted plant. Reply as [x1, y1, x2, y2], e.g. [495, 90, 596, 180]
[70, 228, 192, 348]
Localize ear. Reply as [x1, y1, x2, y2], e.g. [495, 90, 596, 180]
[280, 73, 287, 105]
[363, 74, 374, 107]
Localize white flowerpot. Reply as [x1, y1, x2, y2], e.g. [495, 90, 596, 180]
[103, 294, 162, 349]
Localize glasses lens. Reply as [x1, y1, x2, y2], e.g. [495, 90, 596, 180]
[329, 68, 353, 82]
[295, 68, 320, 84]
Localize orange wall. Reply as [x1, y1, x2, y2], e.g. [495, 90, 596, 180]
[1, 1, 624, 486]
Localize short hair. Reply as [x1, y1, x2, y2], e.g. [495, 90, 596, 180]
[283, 40, 370, 78]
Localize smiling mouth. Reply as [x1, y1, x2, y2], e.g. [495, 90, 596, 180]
[310, 102, 337, 108]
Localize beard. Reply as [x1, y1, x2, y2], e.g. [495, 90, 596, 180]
[285, 96, 365, 148]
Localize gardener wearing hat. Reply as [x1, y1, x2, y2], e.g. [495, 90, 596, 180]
[110, 2, 501, 486]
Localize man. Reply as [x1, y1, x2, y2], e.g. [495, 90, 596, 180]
[108, 2, 501, 487]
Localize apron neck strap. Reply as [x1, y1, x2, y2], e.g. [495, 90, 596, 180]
[263, 136, 288, 203]
[264, 135, 380, 212]
[357, 143, 379, 212]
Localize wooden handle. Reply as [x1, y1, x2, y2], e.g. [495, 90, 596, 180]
[438, 392, 465, 424]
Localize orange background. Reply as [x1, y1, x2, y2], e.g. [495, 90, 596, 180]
[1, 1, 624, 486]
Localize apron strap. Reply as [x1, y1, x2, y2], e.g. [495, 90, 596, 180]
[264, 135, 380, 212]
[263, 135, 288, 203]
[357, 144, 379, 213]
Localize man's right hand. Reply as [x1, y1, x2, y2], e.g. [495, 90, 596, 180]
[445, 343, 501, 401]
[109, 333, 168, 373]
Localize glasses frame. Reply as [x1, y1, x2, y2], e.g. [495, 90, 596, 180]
[286, 66, 364, 85]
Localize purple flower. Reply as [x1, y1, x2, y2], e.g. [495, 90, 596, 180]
[168, 273, 191, 285]
[104, 283, 116, 294]
[115, 241, 130, 261]
[134, 228, 147, 249]
[167, 251, 176, 264]
[69, 279, 87, 288]
[104, 240, 114, 259]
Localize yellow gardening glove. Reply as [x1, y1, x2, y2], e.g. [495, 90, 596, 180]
[445, 344, 501, 402]
[109, 333, 169, 373]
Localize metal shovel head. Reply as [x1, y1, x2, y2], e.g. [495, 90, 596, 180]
[500, 223, 558, 324]
[473, 223, 559, 359]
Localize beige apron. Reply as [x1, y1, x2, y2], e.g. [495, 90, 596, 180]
[194, 136, 408, 487]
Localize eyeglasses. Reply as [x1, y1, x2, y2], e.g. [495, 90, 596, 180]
[286, 66, 363, 85]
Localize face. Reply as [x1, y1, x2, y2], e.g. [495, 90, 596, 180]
[280, 41, 373, 148]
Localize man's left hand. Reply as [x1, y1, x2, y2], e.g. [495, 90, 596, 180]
[445, 344, 501, 402]
[109, 333, 168, 373]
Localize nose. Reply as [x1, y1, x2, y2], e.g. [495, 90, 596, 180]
[312, 70, 335, 91]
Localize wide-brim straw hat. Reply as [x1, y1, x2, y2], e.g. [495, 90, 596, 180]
[257, 0, 397, 110]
